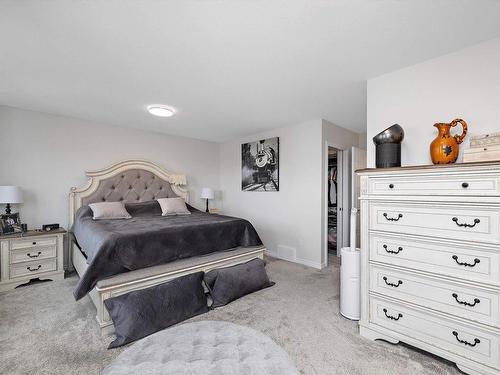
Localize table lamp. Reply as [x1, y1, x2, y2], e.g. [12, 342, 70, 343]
[200, 188, 214, 213]
[0, 186, 24, 215]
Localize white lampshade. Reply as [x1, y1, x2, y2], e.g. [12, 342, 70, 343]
[0, 186, 23, 204]
[200, 187, 214, 200]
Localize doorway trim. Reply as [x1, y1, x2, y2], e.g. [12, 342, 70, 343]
[323, 141, 350, 267]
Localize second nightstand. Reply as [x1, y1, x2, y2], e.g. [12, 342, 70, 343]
[0, 229, 65, 292]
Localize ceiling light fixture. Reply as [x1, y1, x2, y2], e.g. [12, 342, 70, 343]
[147, 104, 175, 117]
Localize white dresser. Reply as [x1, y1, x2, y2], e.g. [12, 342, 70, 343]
[0, 229, 65, 292]
[358, 162, 500, 375]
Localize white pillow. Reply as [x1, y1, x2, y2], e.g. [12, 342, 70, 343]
[157, 197, 191, 216]
[88, 202, 132, 220]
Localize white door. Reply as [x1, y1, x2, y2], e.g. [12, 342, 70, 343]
[351, 146, 367, 247]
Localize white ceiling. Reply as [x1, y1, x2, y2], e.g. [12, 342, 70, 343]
[1, 1, 500, 142]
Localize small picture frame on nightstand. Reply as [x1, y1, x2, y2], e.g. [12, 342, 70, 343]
[0, 213, 21, 234]
[208, 208, 220, 215]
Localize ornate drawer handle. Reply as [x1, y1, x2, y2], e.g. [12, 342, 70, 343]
[383, 276, 403, 287]
[452, 331, 480, 347]
[32, 242, 37, 245]
[383, 213, 403, 221]
[452, 217, 480, 228]
[27, 265, 42, 272]
[389, 183, 394, 189]
[383, 308, 402, 321]
[27, 251, 42, 258]
[461, 182, 469, 188]
[452, 255, 480, 267]
[383, 244, 403, 254]
[452, 293, 480, 307]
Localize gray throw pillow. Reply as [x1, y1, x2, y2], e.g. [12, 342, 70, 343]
[104, 272, 208, 349]
[204, 258, 274, 308]
[157, 197, 191, 216]
[88, 202, 132, 220]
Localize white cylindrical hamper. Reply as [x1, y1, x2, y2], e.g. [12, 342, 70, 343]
[340, 247, 360, 320]
[340, 207, 361, 320]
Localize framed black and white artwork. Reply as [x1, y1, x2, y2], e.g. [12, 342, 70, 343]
[241, 137, 279, 191]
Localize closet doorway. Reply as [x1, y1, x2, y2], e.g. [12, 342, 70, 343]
[327, 147, 343, 257]
[324, 145, 366, 265]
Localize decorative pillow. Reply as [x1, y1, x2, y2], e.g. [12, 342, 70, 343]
[204, 258, 274, 308]
[157, 197, 191, 216]
[104, 272, 208, 349]
[88, 202, 132, 220]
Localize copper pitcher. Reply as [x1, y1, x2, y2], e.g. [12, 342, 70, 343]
[430, 119, 468, 164]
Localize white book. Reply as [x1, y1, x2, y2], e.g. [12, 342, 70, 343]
[464, 144, 500, 153]
[470, 132, 500, 148]
[463, 146, 500, 163]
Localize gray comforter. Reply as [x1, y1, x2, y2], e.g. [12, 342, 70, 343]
[71, 201, 262, 300]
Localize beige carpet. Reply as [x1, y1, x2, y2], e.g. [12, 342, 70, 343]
[0, 256, 461, 375]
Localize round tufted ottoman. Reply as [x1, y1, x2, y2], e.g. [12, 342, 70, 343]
[102, 320, 299, 375]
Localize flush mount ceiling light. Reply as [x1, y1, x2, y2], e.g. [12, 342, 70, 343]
[147, 104, 175, 117]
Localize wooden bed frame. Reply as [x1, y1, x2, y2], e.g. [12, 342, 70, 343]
[69, 159, 266, 335]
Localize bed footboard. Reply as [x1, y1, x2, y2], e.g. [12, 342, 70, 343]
[72, 245, 266, 336]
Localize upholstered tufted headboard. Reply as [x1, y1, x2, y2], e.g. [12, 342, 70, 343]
[69, 160, 188, 227]
[81, 169, 178, 206]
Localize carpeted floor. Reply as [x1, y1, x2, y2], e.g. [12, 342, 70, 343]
[0, 256, 461, 375]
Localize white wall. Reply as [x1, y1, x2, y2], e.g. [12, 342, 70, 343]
[219, 120, 323, 268]
[367, 37, 500, 167]
[357, 132, 367, 150]
[0, 106, 220, 230]
[323, 119, 361, 150]
[219, 119, 361, 268]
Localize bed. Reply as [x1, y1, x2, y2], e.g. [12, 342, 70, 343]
[69, 159, 266, 335]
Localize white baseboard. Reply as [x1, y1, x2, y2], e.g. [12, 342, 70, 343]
[296, 256, 324, 269]
[266, 250, 324, 270]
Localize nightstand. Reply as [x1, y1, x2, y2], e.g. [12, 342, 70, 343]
[0, 229, 65, 292]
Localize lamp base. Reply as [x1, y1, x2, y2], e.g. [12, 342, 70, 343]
[5, 203, 11, 215]
[205, 199, 209, 213]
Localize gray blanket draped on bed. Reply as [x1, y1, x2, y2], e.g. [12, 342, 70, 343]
[71, 201, 263, 300]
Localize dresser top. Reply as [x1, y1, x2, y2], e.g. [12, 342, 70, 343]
[0, 228, 66, 239]
[357, 160, 500, 174]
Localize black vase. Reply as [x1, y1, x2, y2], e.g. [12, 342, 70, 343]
[373, 124, 405, 168]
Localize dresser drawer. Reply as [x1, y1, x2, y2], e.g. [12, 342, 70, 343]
[369, 202, 500, 244]
[9, 246, 57, 264]
[370, 297, 500, 369]
[367, 174, 500, 196]
[369, 234, 500, 285]
[370, 265, 499, 326]
[10, 236, 57, 250]
[9, 258, 57, 279]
